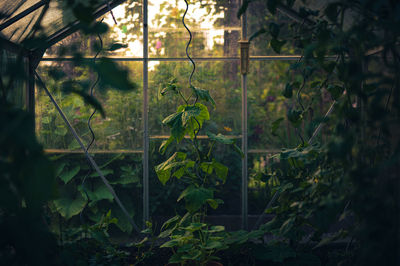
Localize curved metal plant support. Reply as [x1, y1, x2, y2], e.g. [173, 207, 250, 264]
[80, 28, 103, 224]
[182, 0, 196, 90]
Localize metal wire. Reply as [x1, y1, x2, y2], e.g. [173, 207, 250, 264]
[182, 0, 195, 89]
[80, 27, 103, 225]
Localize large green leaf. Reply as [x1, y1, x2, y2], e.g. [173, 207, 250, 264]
[190, 85, 216, 106]
[83, 182, 114, 203]
[89, 168, 114, 177]
[200, 161, 228, 183]
[155, 152, 193, 185]
[59, 165, 80, 184]
[93, 57, 137, 91]
[178, 186, 214, 213]
[206, 132, 234, 144]
[162, 112, 185, 142]
[213, 161, 228, 183]
[178, 103, 210, 139]
[53, 194, 87, 220]
[270, 38, 286, 54]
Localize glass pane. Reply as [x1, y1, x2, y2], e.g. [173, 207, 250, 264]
[248, 60, 334, 151]
[2, 5, 44, 43]
[44, 2, 143, 57]
[0, 49, 27, 108]
[248, 152, 274, 216]
[149, 60, 241, 137]
[35, 61, 143, 151]
[148, 0, 240, 58]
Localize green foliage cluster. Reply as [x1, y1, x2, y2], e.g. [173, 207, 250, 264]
[237, 0, 400, 265]
[154, 77, 242, 265]
[0, 0, 139, 264]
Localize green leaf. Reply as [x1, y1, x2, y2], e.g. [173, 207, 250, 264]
[181, 105, 202, 125]
[183, 222, 207, 232]
[280, 217, 296, 236]
[327, 84, 344, 100]
[93, 57, 137, 91]
[69, 89, 106, 118]
[249, 28, 267, 42]
[159, 136, 173, 154]
[191, 85, 216, 106]
[177, 103, 210, 139]
[269, 22, 280, 38]
[287, 109, 303, 128]
[83, 183, 114, 203]
[55, 162, 66, 177]
[59, 165, 80, 184]
[200, 162, 214, 174]
[162, 112, 185, 142]
[283, 83, 293, 98]
[206, 199, 219, 209]
[108, 43, 128, 51]
[271, 117, 284, 136]
[161, 78, 179, 96]
[110, 173, 139, 185]
[161, 239, 180, 248]
[54, 126, 68, 136]
[155, 152, 192, 185]
[161, 215, 180, 231]
[204, 240, 224, 250]
[178, 186, 214, 213]
[270, 38, 286, 54]
[233, 144, 245, 158]
[213, 161, 228, 183]
[207, 225, 225, 233]
[206, 132, 234, 144]
[89, 168, 113, 177]
[53, 194, 87, 220]
[41, 116, 52, 124]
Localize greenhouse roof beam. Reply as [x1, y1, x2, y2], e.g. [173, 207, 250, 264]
[42, 0, 127, 51]
[0, 1, 49, 32]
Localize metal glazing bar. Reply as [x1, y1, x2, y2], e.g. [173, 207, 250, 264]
[0, 1, 48, 31]
[41, 56, 307, 62]
[35, 71, 141, 234]
[27, 55, 35, 125]
[240, 0, 248, 230]
[41, 57, 239, 61]
[142, 0, 150, 227]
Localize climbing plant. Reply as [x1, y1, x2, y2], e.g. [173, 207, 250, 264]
[237, 0, 400, 265]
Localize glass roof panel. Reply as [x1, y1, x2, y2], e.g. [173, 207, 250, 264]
[0, 0, 122, 47]
[0, 0, 39, 24]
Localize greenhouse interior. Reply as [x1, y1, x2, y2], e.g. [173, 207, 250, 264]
[1, 0, 399, 265]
